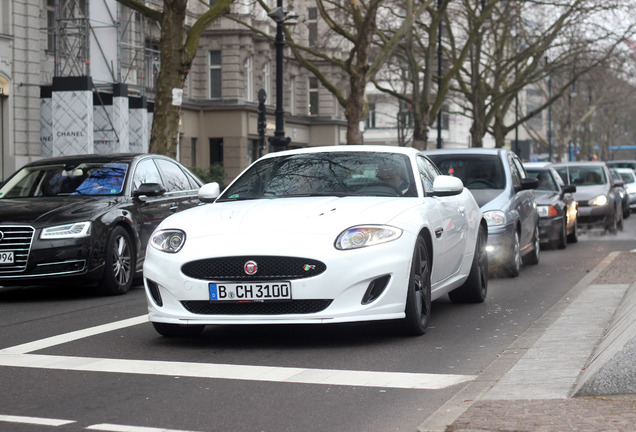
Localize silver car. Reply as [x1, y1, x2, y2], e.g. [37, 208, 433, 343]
[425, 148, 539, 277]
[552, 162, 623, 233]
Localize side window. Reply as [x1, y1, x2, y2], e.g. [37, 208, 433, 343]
[155, 159, 192, 192]
[132, 159, 163, 190]
[508, 154, 521, 187]
[512, 156, 527, 180]
[417, 156, 438, 194]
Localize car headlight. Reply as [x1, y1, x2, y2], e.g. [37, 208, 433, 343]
[41, 222, 91, 239]
[589, 195, 608, 206]
[483, 210, 506, 226]
[536, 205, 557, 217]
[335, 225, 402, 250]
[151, 229, 186, 253]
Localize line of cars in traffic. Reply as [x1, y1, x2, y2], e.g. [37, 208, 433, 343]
[1, 148, 635, 338]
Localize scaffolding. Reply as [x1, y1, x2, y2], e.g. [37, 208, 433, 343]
[53, 0, 156, 96]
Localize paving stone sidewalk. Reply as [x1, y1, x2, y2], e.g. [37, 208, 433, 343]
[447, 397, 636, 432]
[422, 251, 636, 432]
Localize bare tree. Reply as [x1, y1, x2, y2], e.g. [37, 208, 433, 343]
[278, 0, 423, 144]
[115, 0, 233, 157]
[372, 0, 495, 150]
[452, 0, 636, 149]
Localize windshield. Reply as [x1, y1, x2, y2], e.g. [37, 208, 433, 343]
[527, 169, 557, 191]
[566, 166, 607, 186]
[428, 154, 505, 190]
[218, 152, 417, 201]
[620, 171, 636, 183]
[0, 162, 129, 198]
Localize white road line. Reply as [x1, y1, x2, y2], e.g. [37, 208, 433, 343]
[0, 414, 75, 426]
[87, 423, 202, 432]
[0, 314, 476, 390]
[0, 352, 476, 390]
[1, 315, 149, 354]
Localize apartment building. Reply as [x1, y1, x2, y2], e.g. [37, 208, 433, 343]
[0, 0, 535, 183]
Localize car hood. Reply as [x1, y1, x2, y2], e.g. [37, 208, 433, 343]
[160, 196, 419, 237]
[572, 185, 609, 201]
[533, 190, 560, 206]
[466, 189, 505, 209]
[0, 197, 115, 227]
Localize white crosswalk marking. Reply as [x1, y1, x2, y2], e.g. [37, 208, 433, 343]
[0, 414, 75, 426]
[0, 314, 476, 390]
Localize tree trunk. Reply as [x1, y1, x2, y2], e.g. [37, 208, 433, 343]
[345, 74, 365, 145]
[149, 0, 188, 158]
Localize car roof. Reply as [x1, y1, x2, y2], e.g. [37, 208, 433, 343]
[260, 145, 424, 158]
[606, 160, 636, 163]
[523, 162, 552, 169]
[22, 153, 153, 167]
[551, 161, 607, 167]
[424, 148, 507, 156]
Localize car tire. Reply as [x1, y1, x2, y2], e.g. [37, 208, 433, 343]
[504, 231, 521, 278]
[523, 225, 540, 266]
[567, 220, 578, 243]
[98, 226, 135, 295]
[556, 219, 567, 250]
[152, 322, 205, 337]
[401, 237, 431, 336]
[449, 225, 487, 303]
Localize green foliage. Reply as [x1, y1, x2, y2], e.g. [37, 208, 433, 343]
[190, 164, 227, 188]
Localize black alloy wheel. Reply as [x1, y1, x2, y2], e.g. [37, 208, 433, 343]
[401, 237, 432, 336]
[98, 226, 135, 295]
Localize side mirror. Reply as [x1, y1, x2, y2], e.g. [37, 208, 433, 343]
[520, 177, 539, 190]
[562, 184, 576, 194]
[431, 175, 464, 197]
[198, 182, 221, 203]
[133, 183, 166, 201]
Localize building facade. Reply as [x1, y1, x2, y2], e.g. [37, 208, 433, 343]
[0, 0, 537, 184]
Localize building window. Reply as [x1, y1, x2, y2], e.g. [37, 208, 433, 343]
[262, 62, 270, 104]
[309, 77, 319, 116]
[209, 138, 224, 166]
[290, 76, 296, 115]
[366, 102, 376, 129]
[146, 40, 160, 92]
[209, 50, 222, 99]
[45, 0, 55, 51]
[308, 7, 318, 47]
[191, 137, 197, 167]
[244, 56, 254, 102]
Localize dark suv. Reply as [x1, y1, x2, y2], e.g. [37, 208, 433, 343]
[425, 148, 539, 277]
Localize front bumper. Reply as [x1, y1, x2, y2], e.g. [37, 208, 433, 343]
[538, 216, 564, 244]
[143, 234, 416, 326]
[577, 204, 612, 229]
[484, 222, 516, 267]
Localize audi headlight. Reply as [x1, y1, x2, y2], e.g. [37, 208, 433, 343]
[483, 210, 506, 226]
[41, 222, 91, 239]
[151, 229, 186, 253]
[590, 195, 608, 206]
[335, 225, 402, 250]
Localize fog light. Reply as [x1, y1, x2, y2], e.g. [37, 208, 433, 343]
[362, 275, 391, 305]
[146, 279, 163, 307]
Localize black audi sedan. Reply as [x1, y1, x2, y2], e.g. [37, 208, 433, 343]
[0, 153, 203, 295]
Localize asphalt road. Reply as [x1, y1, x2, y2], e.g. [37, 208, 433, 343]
[1, 217, 635, 432]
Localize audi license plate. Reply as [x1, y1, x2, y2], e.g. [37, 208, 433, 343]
[209, 282, 292, 302]
[0, 252, 14, 264]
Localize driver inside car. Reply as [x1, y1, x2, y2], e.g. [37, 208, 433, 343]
[376, 159, 410, 195]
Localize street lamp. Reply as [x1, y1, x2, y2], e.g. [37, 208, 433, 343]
[268, 2, 298, 152]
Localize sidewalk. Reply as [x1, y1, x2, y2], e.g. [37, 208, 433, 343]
[419, 250, 636, 432]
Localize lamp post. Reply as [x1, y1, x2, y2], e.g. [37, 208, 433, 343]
[436, 0, 443, 149]
[268, 2, 297, 152]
